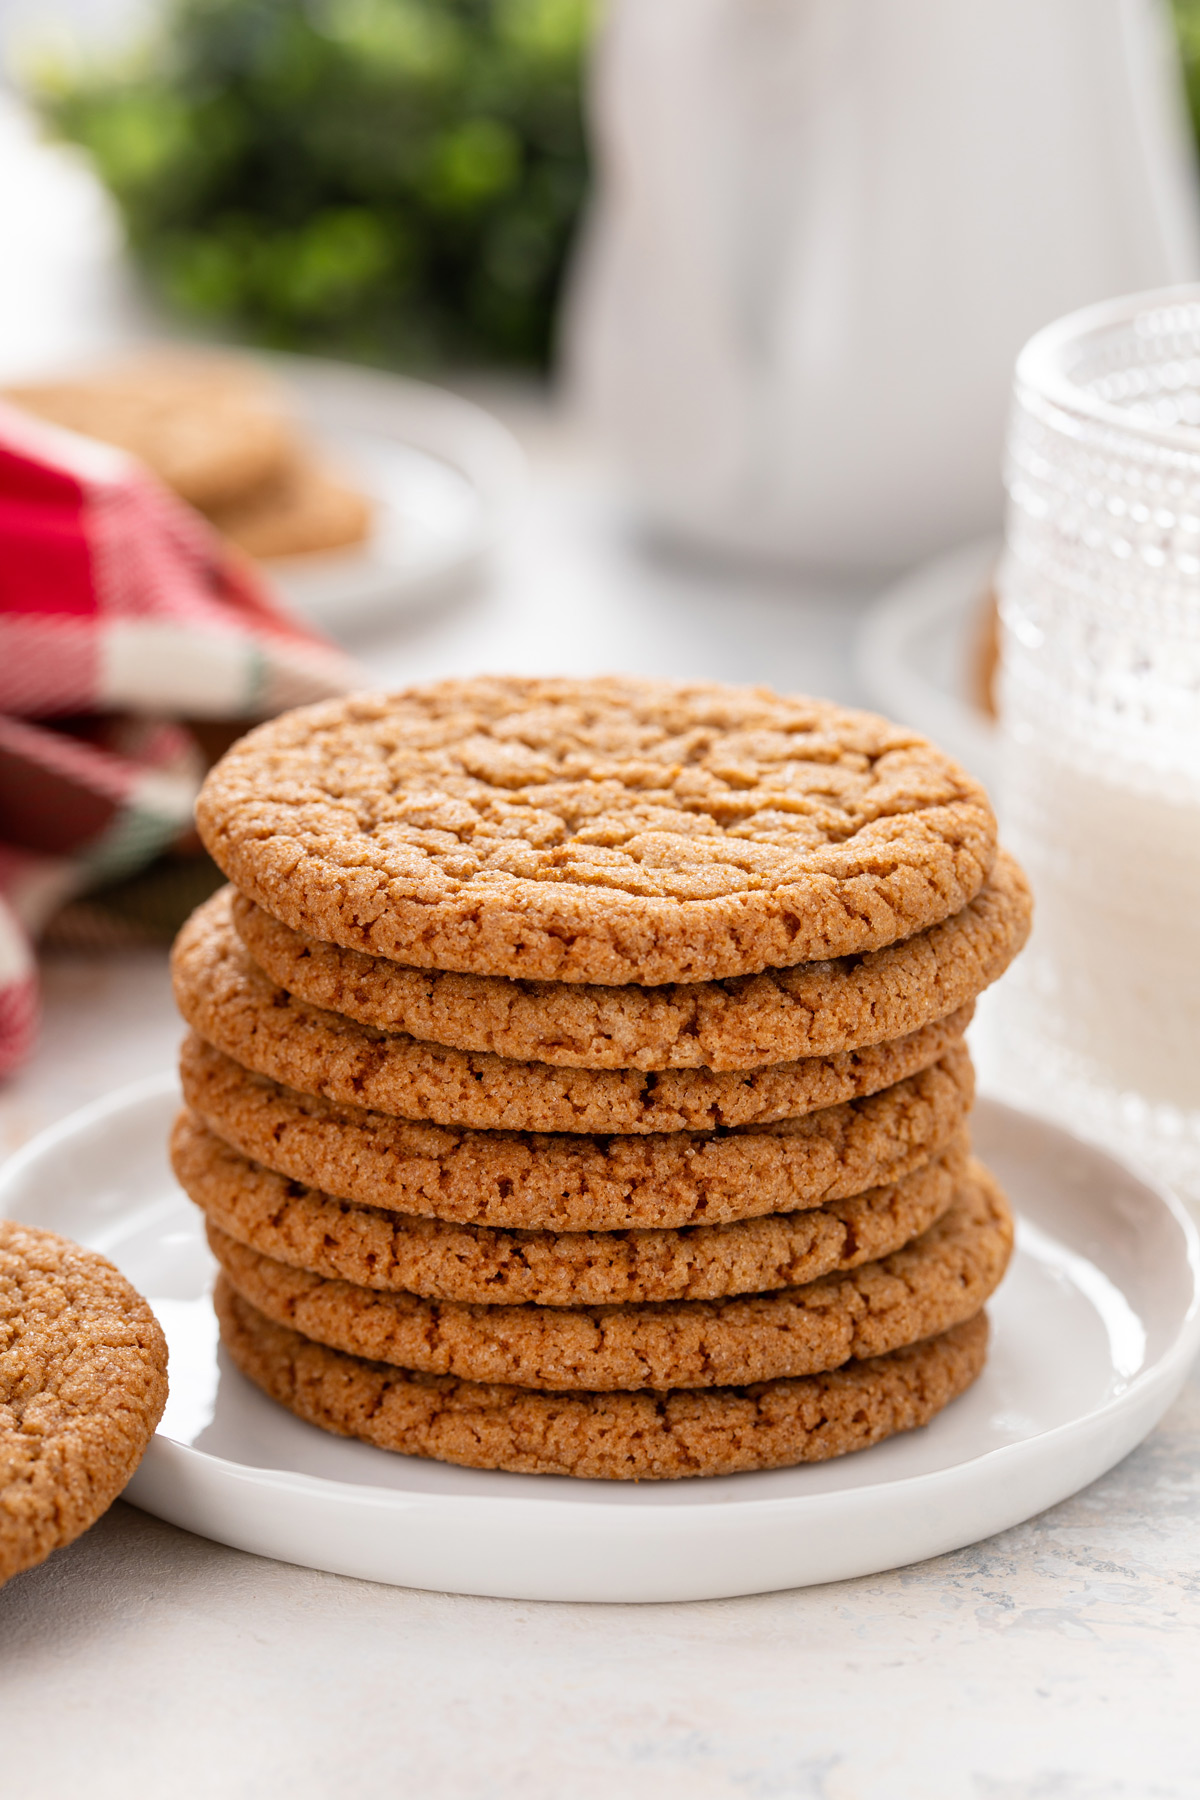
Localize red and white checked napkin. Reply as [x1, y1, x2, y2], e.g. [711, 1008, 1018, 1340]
[0, 398, 358, 1076]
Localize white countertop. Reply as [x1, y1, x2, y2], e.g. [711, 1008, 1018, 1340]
[1, 95, 1198, 1800]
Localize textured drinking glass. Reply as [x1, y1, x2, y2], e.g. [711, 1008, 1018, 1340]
[993, 288, 1200, 1202]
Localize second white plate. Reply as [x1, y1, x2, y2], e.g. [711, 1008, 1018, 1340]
[254, 355, 525, 636]
[1, 1083, 1196, 1603]
[857, 535, 1000, 789]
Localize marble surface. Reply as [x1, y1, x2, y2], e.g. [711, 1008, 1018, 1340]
[1, 91, 1198, 1800]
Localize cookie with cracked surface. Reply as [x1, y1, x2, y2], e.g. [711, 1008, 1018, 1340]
[181, 1033, 974, 1232]
[174, 890, 971, 1133]
[195, 677, 997, 985]
[216, 1281, 989, 1478]
[233, 851, 1030, 1071]
[173, 1108, 968, 1305]
[1, 1221, 168, 1587]
[208, 1164, 1010, 1390]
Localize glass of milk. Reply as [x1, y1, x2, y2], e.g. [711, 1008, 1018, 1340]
[991, 288, 1200, 1204]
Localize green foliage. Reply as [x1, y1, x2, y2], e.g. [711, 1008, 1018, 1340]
[39, 0, 593, 366]
[1174, 0, 1200, 144]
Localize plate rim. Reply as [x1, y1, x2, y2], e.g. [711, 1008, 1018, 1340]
[10, 345, 528, 631]
[3, 1075, 1198, 1527]
[251, 352, 528, 632]
[253, 350, 527, 547]
[856, 533, 1001, 787]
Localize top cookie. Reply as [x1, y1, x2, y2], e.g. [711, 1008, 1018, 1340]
[197, 678, 997, 985]
[1, 1221, 168, 1587]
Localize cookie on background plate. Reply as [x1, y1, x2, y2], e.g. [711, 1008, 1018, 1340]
[205, 450, 371, 559]
[1, 1221, 168, 1587]
[195, 678, 998, 985]
[4, 355, 291, 509]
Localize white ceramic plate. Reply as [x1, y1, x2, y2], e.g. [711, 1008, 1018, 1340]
[2, 1080, 1196, 1603]
[857, 536, 1001, 790]
[247, 355, 525, 636]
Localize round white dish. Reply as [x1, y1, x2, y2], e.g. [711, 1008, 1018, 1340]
[2, 1080, 1196, 1604]
[857, 536, 1001, 790]
[247, 355, 525, 636]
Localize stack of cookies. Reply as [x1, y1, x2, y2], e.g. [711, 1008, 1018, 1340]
[170, 678, 1030, 1481]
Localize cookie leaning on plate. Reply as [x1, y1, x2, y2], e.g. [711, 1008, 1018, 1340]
[195, 678, 998, 985]
[230, 851, 1030, 1070]
[173, 889, 973, 1133]
[216, 1282, 990, 1480]
[1, 1221, 168, 1586]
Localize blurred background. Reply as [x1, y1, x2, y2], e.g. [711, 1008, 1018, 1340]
[4, 0, 1200, 1188]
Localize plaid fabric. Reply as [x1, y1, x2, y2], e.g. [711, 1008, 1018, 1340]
[0, 397, 358, 1078]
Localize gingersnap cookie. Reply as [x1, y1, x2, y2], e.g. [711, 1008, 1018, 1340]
[5, 354, 291, 508]
[173, 1108, 967, 1305]
[208, 1164, 1010, 1391]
[173, 891, 970, 1133]
[206, 450, 372, 559]
[1, 1221, 168, 1587]
[233, 852, 1030, 1071]
[182, 1033, 974, 1232]
[195, 678, 997, 986]
[217, 1280, 989, 1478]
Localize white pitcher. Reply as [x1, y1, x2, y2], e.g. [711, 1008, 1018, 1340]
[566, 0, 1200, 570]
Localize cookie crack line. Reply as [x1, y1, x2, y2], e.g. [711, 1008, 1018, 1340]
[195, 678, 998, 984]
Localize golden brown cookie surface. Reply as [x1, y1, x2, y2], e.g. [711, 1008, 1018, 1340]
[181, 1033, 974, 1231]
[208, 1164, 1010, 1390]
[195, 678, 997, 985]
[232, 852, 1029, 1070]
[217, 1281, 989, 1479]
[173, 1109, 968, 1305]
[173, 890, 970, 1133]
[0, 1221, 168, 1587]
